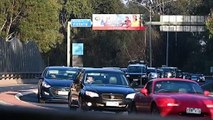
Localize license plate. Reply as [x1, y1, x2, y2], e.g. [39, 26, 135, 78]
[133, 79, 138, 81]
[58, 91, 68, 95]
[186, 107, 201, 114]
[106, 101, 119, 106]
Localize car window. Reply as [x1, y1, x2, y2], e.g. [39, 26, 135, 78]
[154, 80, 203, 94]
[84, 72, 128, 86]
[127, 66, 146, 73]
[44, 69, 78, 80]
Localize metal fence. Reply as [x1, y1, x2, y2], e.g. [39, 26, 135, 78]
[0, 38, 45, 72]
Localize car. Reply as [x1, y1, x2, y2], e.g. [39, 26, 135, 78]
[125, 61, 148, 87]
[68, 68, 135, 112]
[160, 67, 178, 78]
[201, 81, 213, 96]
[37, 66, 80, 103]
[189, 74, 206, 82]
[147, 67, 159, 80]
[130, 78, 213, 119]
[120, 67, 127, 73]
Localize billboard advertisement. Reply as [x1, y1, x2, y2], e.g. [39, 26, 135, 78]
[92, 14, 145, 30]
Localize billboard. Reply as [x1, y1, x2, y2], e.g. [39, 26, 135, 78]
[92, 14, 145, 30]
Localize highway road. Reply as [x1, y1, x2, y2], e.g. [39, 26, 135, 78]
[0, 84, 125, 114]
[0, 79, 212, 120]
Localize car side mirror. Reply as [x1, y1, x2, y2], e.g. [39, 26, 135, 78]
[204, 90, 210, 96]
[140, 88, 148, 96]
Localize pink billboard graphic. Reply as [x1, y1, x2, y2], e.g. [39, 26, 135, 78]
[92, 14, 146, 30]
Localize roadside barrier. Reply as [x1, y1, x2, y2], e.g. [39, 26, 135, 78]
[0, 72, 41, 80]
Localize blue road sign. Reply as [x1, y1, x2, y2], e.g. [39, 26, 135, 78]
[71, 19, 92, 27]
[72, 43, 84, 55]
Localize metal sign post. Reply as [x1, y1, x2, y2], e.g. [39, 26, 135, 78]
[67, 21, 71, 67]
[67, 19, 92, 67]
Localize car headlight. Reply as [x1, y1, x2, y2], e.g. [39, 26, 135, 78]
[85, 91, 99, 97]
[151, 73, 158, 78]
[167, 103, 179, 107]
[142, 74, 147, 77]
[167, 72, 172, 77]
[42, 81, 51, 88]
[206, 104, 213, 108]
[126, 93, 136, 99]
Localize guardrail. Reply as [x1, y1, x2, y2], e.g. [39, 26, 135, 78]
[0, 72, 41, 80]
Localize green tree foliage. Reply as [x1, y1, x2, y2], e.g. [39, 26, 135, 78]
[1, 0, 213, 73]
[0, 0, 63, 53]
[206, 10, 213, 38]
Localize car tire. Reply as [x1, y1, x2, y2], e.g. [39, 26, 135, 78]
[151, 104, 160, 115]
[78, 97, 88, 112]
[68, 94, 77, 110]
[37, 90, 45, 103]
[128, 102, 137, 114]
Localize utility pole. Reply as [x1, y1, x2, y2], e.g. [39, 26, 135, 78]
[149, 4, 152, 67]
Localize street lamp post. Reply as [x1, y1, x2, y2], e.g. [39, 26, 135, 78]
[146, 0, 176, 67]
[166, 29, 169, 66]
[149, 5, 152, 67]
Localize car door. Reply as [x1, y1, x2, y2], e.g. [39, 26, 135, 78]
[137, 81, 153, 112]
[38, 68, 47, 93]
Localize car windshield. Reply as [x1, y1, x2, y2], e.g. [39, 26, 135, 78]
[154, 80, 203, 94]
[162, 68, 176, 72]
[147, 68, 156, 73]
[45, 69, 78, 80]
[191, 75, 198, 79]
[84, 72, 129, 86]
[127, 66, 146, 73]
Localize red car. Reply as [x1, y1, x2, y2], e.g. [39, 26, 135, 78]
[131, 78, 213, 119]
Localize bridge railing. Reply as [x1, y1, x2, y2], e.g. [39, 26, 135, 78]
[0, 72, 42, 80]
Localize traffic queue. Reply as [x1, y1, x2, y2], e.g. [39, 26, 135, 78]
[37, 63, 213, 119]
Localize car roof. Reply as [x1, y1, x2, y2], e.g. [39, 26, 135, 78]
[150, 78, 197, 83]
[147, 67, 156, 69]
[83, 68, 124, 74]
[128, 64, 146, 67]
[161, 67, 177, 69]
[45, 66, 79, 70]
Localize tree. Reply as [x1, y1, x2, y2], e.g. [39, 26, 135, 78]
[206, 10, 213, 38]
[0, 0, 64, 53]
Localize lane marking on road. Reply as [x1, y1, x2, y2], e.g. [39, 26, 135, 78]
[0, 100, 13, 106]
[15, 89, 37, 101]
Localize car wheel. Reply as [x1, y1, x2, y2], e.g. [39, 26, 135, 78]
[78, 97, 88, 112]
[68, 94, 77, 110]
[128, 102, 137, 114]
[151, 104, 160, 115]
[37, 90, 45, 103]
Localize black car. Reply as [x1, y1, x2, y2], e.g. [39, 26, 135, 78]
[68, 68, 135, 112]
[147, 67, 159, 80]
[201, 81, 213, 95]
[189, 73, 205, 82]
[37, 66, 80, 103]
[125, 63, 148, 87]
[160, 66, 178, 78]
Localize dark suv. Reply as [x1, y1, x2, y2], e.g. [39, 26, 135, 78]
[125, 61, 148, 87]
[68, 68, 135, 112]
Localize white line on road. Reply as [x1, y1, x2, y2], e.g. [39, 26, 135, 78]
[15, 89, 37, 100]
[0, 100, 13, 106]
